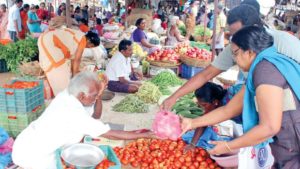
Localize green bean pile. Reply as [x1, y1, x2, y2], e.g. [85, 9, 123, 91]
[136, 82, 162, 104]
[150, 71, 184, 95]
[113, 95, 149, 113]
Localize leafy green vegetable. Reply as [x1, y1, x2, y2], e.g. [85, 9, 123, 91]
[193, 25, 212, 37]
[178, 25, 186, 36]
[172, 93, 204, 118]
[190, 41, 211, 51]
[113, 95, 149, 113]
[136, 82, 162, 104]
[0, 37, 38, 72]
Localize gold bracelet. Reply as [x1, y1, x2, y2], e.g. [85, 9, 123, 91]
[224, 142, 233, 152]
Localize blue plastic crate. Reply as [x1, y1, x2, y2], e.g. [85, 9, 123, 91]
[0, 59, 8, 73]
[0, 104, 45, 138]
[56, 145, 121, 169]
[181, 63, 204, 79]
[0, 79, 44, 113]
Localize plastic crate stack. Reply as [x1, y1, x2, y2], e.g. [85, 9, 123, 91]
[0, 79, 45, 137]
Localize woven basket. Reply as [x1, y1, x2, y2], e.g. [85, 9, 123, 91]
[193, 35, 210, 42]
[180, 55, 211, 68]
[147, 59, 180, 67]
[19, 61, 44, 77]
[216, 77, 236, 86]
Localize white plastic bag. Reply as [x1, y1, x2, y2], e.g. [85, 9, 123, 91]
[238, 144, 274, 169]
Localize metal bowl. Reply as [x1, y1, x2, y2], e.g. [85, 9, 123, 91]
[101, 90, 115, 101]
[61, 143, 105, 169]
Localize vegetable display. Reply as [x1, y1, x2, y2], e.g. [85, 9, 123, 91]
[190, 41, 211, 51]
[150, 71, 184, 95]
[172, 93, 203, 118]
[3, 81, 39, 89]
[174, 43, 190, 55]
[114, 138, 220, 169]
[193, 25, 212, 37]
[113, 95, 149, 113]
[147, 49, 180, 64]
[96, 158, 115, 169]
[185, 47, 212, 61]
[110, 43, 147, 58]
[150, 71, 183, 87]
[0, 37, 38, 72]
[136, 82, 162, 104]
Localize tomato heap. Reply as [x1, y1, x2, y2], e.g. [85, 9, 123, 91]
[185, 48, 212, 61]
[96, 158, 115, 169]
[147, 49, 180, 64]
[113, 139, 220, 169]
[3, 81, 38, 89]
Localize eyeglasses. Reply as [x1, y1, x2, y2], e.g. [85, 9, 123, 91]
[232, 48, 240, 58]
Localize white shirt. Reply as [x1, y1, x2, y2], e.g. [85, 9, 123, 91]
[12, 90, 110, 169]
[105, 51, 132, 81]
[7, 4, 22, 32]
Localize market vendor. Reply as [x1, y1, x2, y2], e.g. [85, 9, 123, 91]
[38, 16, 100, 96]
[184, 1, 199, 39]
[166, 16, 187, 46]
[12, 72, 156, 169]
[131, 18, 160, 54]
[106, 39, 142, 93]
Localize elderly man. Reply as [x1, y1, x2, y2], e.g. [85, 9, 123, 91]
[12, 72, 154, 169]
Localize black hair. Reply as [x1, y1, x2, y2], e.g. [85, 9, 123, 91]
[35, 5, 39, 9]
[227, 4, 263, 27]
[240, 0, 260, 14]
[286, 26, 292, 31]
[135, 18, 145, 27]
[195, 82, 227, 103]
[96, 18, 102, 25]
[15, 0, 23, 4]
[231, 26, 274, 54]
[118, 39, 132, 51]
[85, 31, 100, 46]
[20, 4, 29, 11]
[189, 0, 194, 5]
[80, 18, 88, 25]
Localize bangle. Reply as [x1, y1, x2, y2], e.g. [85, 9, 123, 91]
[224, 142, 233, 152]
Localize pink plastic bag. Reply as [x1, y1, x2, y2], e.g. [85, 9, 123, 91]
[152, 111, 182, 140]
[0, 137, 14, 154]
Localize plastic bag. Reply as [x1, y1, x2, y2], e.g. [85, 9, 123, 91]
[152, 111, 182, 140]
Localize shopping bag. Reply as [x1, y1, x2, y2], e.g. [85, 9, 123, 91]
[238, 144, 274, 169]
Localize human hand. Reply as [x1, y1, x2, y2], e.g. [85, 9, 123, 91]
[207, 141, 231, 155]
[183, 144, 196, 153]
[160, 96, 177, 111]
[180, 116, 193, 136]
[142, 131, 159, 139]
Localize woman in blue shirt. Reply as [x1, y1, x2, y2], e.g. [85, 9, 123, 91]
[27, 5, 41, 33]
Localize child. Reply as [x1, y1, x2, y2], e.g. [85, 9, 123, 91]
[95, 18, 103, 36]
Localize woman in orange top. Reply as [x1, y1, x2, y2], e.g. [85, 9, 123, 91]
[19, 4, 30, 39]
[38, 18, 100, 95]
[79, 18, 89, 33]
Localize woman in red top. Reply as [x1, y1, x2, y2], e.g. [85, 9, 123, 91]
[95, 18, 103, 36]
[19, 4, 30, 39]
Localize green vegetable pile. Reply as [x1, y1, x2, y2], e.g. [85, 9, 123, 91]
[172, 93, 203, 118]
[113, 95, 149, 113]
[0, 37, 38, 72]
[193, 25, 212, 37]
[190, 41, 211, 51]
[136, 82, 162, 104]
[150, 71, 184, 95]
[178, 25, 186, 36]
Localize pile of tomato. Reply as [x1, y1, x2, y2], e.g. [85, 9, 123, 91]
[3, 81, 38, 89]
[96, 158, 115, 169]
[113, 139, 220, 169]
